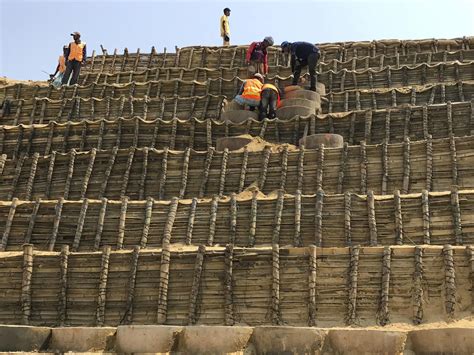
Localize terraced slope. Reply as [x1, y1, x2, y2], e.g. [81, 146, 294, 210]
[0, 37, 473, 352]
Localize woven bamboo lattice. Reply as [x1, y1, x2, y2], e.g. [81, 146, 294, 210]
[76, 60, 474, 95]
[78, 57, 474, 89]
[0, 244, 471, 326]
[0, 36, 473, 331]
[78, 49, 474, 79]
[2, 82, 474, 120]
[0, 100, 473, 157]
[325, 80, 474, 113]
[1, 79, 238, 101]
[0, 95, 225, 124]
[0, 133, 472, 200]
[3, 62, 474, 104]
[79, 37, 474, 73]
[0, 190, 473, 250]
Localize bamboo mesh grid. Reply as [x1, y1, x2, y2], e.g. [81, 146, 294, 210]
[0, 36, 473, 330]
[79, 37, 474, 74]
[0, 95, 226, 124]
[0, 244, 471, 326]
[78, 48, 474, 80]
[77, 60, 474, 93]
[3, 61, 474, 104]
[0, 189, 474, 250]
[1, 79, 239, 101]
[2, 81, 474, 120]
[0, 101, 473, 154]
[324, 80, 474, 113]
[0, 133, 473, 200]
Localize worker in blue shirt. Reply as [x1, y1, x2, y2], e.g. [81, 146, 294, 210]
[281, 41, 320, 92]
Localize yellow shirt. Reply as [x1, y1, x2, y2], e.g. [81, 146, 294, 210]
[220, 15, 230, 37]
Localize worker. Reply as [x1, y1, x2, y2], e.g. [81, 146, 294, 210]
[62, 32, 87, 85]
[281, 41, 320, 92]
[246, 36, 274, 75]
[234, 73, 264, 111]
[259, 82, 281, 120]
[220, 8, 231, 46]
[50, 46, 68, 87]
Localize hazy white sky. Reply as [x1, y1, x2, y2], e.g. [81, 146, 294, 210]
[1, 0, 473, 80]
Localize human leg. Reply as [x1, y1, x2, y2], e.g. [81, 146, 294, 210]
[268, 90, 278, 119]
[259, 89, 271, 120]
[292, 61, 303, 86]
[69, 60, 81, 85]
[61, 61, 73, 85]
[308, 53, 319, 91]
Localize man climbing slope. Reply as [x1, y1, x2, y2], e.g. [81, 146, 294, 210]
[281, 41, 320, 91]
[220, 8, 231, 46]
[62, 32, 87, 85]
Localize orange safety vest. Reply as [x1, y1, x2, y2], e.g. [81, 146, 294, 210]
[58, 55, 66, 73]
[241, 79, 263, 100]
[262, 83, 281, 107]
[68, 42, 86, 62]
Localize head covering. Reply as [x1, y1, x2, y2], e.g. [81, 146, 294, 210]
[263, 36, 274, 46]
[253, 73, 264, 81]
[223, 7, 230, 12]
[71, 31, 81, 37]
[280, 41, 290, 49]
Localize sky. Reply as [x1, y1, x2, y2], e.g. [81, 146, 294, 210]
[1, 0, 473, 80]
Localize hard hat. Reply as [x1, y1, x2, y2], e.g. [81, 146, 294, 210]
[253, 73, 264, 81]
[264, 36, 274, 46]
[281, 41, 290, 48]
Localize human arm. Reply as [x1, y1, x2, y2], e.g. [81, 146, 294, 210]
[264, 51, 268, 74]
[246, 42, 256, 64]
[82, 44, 87, 65]
[290, 54, 296, 73]
[50, 63, 60, 78]
[237, 81, 245, 95]
[222, 18, 229, 40]
[65, 44, 71, 63]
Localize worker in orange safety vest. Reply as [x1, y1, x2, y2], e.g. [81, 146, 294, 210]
[50, 45, 68, 87]
[233, 73, 264, 110]
[259, 82, 281, 120]
[62, 32, 87, 85]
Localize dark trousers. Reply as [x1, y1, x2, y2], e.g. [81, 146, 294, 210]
[259, 89, 278, 120]
[292, 52, 319, 90]
[62, 60, 82, 85]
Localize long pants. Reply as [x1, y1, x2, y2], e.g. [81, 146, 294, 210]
[292, 52, 319, 90]
[259, 89, 278, 120]
[62, 60, 82, 85]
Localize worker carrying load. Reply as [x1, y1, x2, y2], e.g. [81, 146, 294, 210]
[259, 82, 281, 120]
[233, 73, 264, 111]
[246, 36, 274, 75]
[220, 8, 231, 46]
[62, 32, 87, 85]
[49, 45, 68, 87]
[281, 41, 320, 92]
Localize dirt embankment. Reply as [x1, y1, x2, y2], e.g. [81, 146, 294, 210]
[0, 76, 49, 88]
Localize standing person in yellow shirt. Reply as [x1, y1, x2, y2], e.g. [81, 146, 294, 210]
[220, 8, 231, 46]
[62, 31, 87, 85]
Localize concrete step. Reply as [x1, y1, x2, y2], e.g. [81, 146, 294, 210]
[1, 324, 473, 354]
